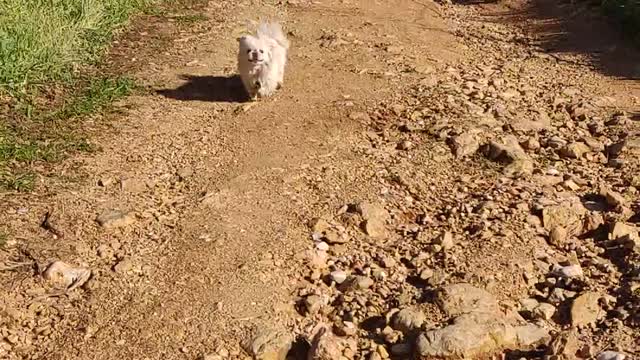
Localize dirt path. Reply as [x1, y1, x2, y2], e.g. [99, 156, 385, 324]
[1, 0, 639, 359]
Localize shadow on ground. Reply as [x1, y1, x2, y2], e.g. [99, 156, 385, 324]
[156, 74, 249, 102]
[468, 0, 640, 80]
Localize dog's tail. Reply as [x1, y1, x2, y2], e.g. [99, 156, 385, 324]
[257, 21, 290, 50]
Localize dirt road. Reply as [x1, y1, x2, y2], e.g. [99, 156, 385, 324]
[1, 0, 639, 359]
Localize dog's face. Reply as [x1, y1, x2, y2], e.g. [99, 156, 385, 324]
[238, 36, 271, 64]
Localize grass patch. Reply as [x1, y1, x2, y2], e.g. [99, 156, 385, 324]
[0, 0, 151, 94]
[0, 0, 149, 192]
[0, 0, 208, 192]
[47, 77, 137, 120]
[0, 76, 136, 192]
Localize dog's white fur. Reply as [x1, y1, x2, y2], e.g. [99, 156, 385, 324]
[237, 22, 289, 100]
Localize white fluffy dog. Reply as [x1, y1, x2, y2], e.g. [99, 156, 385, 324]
[237, 22, 290, 100]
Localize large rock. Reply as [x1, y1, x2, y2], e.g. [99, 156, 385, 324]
[540, 197, 587, 236]
[43, 261, 91, 291]
[486, 135, 529, 162]
[609, 222, 640, 252]
[415, 312, 549, 359]
[416, 284, 550, 359]
[449, 131, 480, 158]
[559, 142, 590, 159]
[307, 325, 345, 360]
[571, 292, 605, 327]
[485, 135, 533, 177]
[435, 283, 499, 316]
[391, 308, 426, 333]
[355, 202, 389, 239]
[242, 327, 292, 360]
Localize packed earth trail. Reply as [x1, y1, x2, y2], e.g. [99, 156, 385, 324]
[1, 0, 640, 359]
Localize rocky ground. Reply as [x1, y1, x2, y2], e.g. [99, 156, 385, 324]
[0, 0, 639, 359]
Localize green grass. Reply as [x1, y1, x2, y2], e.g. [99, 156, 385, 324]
[0, 0, 150, 192]
[0, 0, 151, 93]
[0, 76, 136, 192]
[0, 0, 208, 192]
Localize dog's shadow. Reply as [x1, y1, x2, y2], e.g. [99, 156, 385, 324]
[156, 74, 250, 103]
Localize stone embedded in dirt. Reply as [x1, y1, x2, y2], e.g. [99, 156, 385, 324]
[521, 137, 540, 151]
[448, 131, 480, 158]
[96, 209, 135, 229]
[559, 141, 590, 159]
[397, 140, 414, 150]
[609, 222, 638, 240]
[330, 270, 348, 284]
[532, 302, 556, 321]
[609, 222, 640, 252]
[435, 231, 455, 251]
[43, 261, 91, 291]
[599, 187, 627, 208]
[552, 264, 583, 279]
[549, 226, 568, 247]
[177, 166, 194, 180]
[119, 177, 146, 193]
[511, 111, 551, 132]
[339, 275, 374, 292]
[355, 202, 388, 239]
[307, 324, 343, 360]
[486, 135, 528, 162]
[391, 308, 426, 333]
[597, 351, 627, 360]
[436, 283, 499, 315]
[415, 311, 549, 359]
[485, 135, 533, 177]
[419, 268, 434, 280]
[583, 212, 604, 233]
[546, 331, 580, 358]
[323, 229, 348, 244]
[304, 295, 324, 315]
[520, 298, 539, 312]
[242, 327, 292, 360]
[363, 220, 386, 238]
[315, 242, 329, 251]
[541, 198, 586, 235]
[571, 292, 605, 327]
[113, 258, 134, 274]
[308, 250, 329, 269]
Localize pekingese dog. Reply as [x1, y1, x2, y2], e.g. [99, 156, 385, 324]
[237, 21, 290, 100]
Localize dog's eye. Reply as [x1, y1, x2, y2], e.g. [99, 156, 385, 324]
[259, 50, 264, 54]
[246, 49, 251, 54]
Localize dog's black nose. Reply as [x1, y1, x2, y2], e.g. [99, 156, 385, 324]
[254, 81, 261, 89]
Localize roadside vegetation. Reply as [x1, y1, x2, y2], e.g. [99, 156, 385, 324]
[0, 0, 205, 191]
